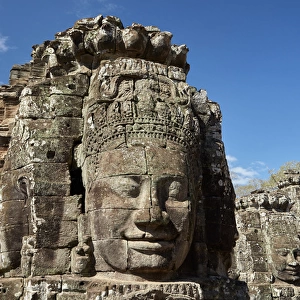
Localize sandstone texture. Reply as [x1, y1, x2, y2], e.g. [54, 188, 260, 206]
[0, 14, 288, 299]
[231, 171, 300, 299]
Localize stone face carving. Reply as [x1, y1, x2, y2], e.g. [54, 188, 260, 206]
[232, 171, 300, 299]
[0, 15, 244, 299]
[83, 148, 195, 277]
[81, 57, 202, 279]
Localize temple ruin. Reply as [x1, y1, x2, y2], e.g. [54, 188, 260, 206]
[0, 14, 298, 299]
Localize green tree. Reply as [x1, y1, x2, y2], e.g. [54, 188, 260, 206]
[234, 178, 264, 198]
[234, 161, 300, 198]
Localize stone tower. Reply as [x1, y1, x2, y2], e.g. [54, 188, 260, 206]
[232, 171, 300, 299]
[0, 15, 245, 299]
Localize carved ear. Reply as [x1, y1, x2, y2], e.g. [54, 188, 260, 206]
[17, 176, 30, 200]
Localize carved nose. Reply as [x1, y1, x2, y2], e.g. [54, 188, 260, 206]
[150, 206, 170, 225]
[149, 184, 170, 225]
[287, 253, 299, 266]
[134, 180, 169, 226]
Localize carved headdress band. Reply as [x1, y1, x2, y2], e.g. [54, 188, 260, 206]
[83, 58, 201, 156]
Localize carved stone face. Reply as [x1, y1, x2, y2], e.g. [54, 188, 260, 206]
[84, 146, 196, 277]
[269, 236, 300, 282]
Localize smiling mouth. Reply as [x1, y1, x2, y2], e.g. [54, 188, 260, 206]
[281, 268, 300, 276]
[284, 270, 300, 276]
[128, 240, 174, 252]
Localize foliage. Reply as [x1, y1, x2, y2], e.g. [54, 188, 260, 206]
[234, 178, 264, 198]
[234, 161, 300, 198]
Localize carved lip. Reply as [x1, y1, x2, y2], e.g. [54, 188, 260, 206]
[128, 240, 174, 252]
[284, 270, 300, 276]
[281, 267, 300, 276]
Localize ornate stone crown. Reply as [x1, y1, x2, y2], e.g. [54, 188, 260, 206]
[83, 58, 201, 156]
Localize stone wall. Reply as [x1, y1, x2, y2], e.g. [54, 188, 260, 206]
[231, 171, 300, 299]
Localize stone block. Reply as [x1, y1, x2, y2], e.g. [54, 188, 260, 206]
[99, 133, 127, 153]
[205, 207, 220, 221]
[0, 251, 21, 273]
[0, 200, 28, 225]
[48, 74, 89, 96]
[19, 137, 74, 165]
[62, 275, 92, 292]
[77, 214, 91, 242]
[145, 147, 187, 176]
[85, 176, 151, 211]
[19, 94, 83, 119]
[35, 219, 77, 248]
[57, 292, 87, 300]
[251, 272, 273, 284]
[9, 64, 31, 85]
[33, 195, 82, 221]
[1, 163, 71, 199]
[247, 284, 272, 300]
[168, 66, 186, 81]
[96, 147, 147, 177]
[251, 258, 268, 272]
[248, 241, 266, 256]
[20, 117, 83, 139]
[1, 167, 31, 201]
[271, 285, 296, 298]
[88, 209, 133, 239]
[23, 276, 61, 299]
[31, 163, 71, 196]
[205, 222, 222, 247]
[238, 210, 261, 230]
[0, 224, 28, 251]
[126, 126, 167, 148]
[22, 74, 88, 98]
[93, 239, 127, 272]
[32, 248, 71, 276]
[0, 278, 23, 299]
[218, 225, 239, 251]
[244, 229, 263, 242]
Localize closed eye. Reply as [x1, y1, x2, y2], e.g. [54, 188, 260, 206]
[114, 177, 141, 198]
[277, 249, 288, 256]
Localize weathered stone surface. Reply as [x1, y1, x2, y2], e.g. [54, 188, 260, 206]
[0, 14, 241, 299]
[23, 276, 62, 299]
[57, 293, 86, 300]
[33, 195, 82, 221]
[0, 278, 23, 299]
[31, 248, 71, 276]
[231, 171, 300, 298]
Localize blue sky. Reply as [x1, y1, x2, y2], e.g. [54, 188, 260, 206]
[0, 0, 299, 185]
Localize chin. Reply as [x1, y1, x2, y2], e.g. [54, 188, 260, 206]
[127, 248, 175, 274]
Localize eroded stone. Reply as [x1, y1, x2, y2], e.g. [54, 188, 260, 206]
[0, 14, 240, 299]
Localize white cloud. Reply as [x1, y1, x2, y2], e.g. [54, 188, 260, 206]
[0, 35, 9, 52]
[230, 166, 258, 185]
[226, 155, 237, 163]
[230, 166, 258, 178]
[71, 0, 123, 18]
[227, 155, 268, 186]
[252, 160, 268, 168]
[97, 0, 119, 12]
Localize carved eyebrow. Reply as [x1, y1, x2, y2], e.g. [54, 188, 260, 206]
[107, 176, 142, 198]
[275, 248, 288, 253]
[109, 175, 142, 186]
[155, 175, 186, 181]
[119, 176, 141, 185]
